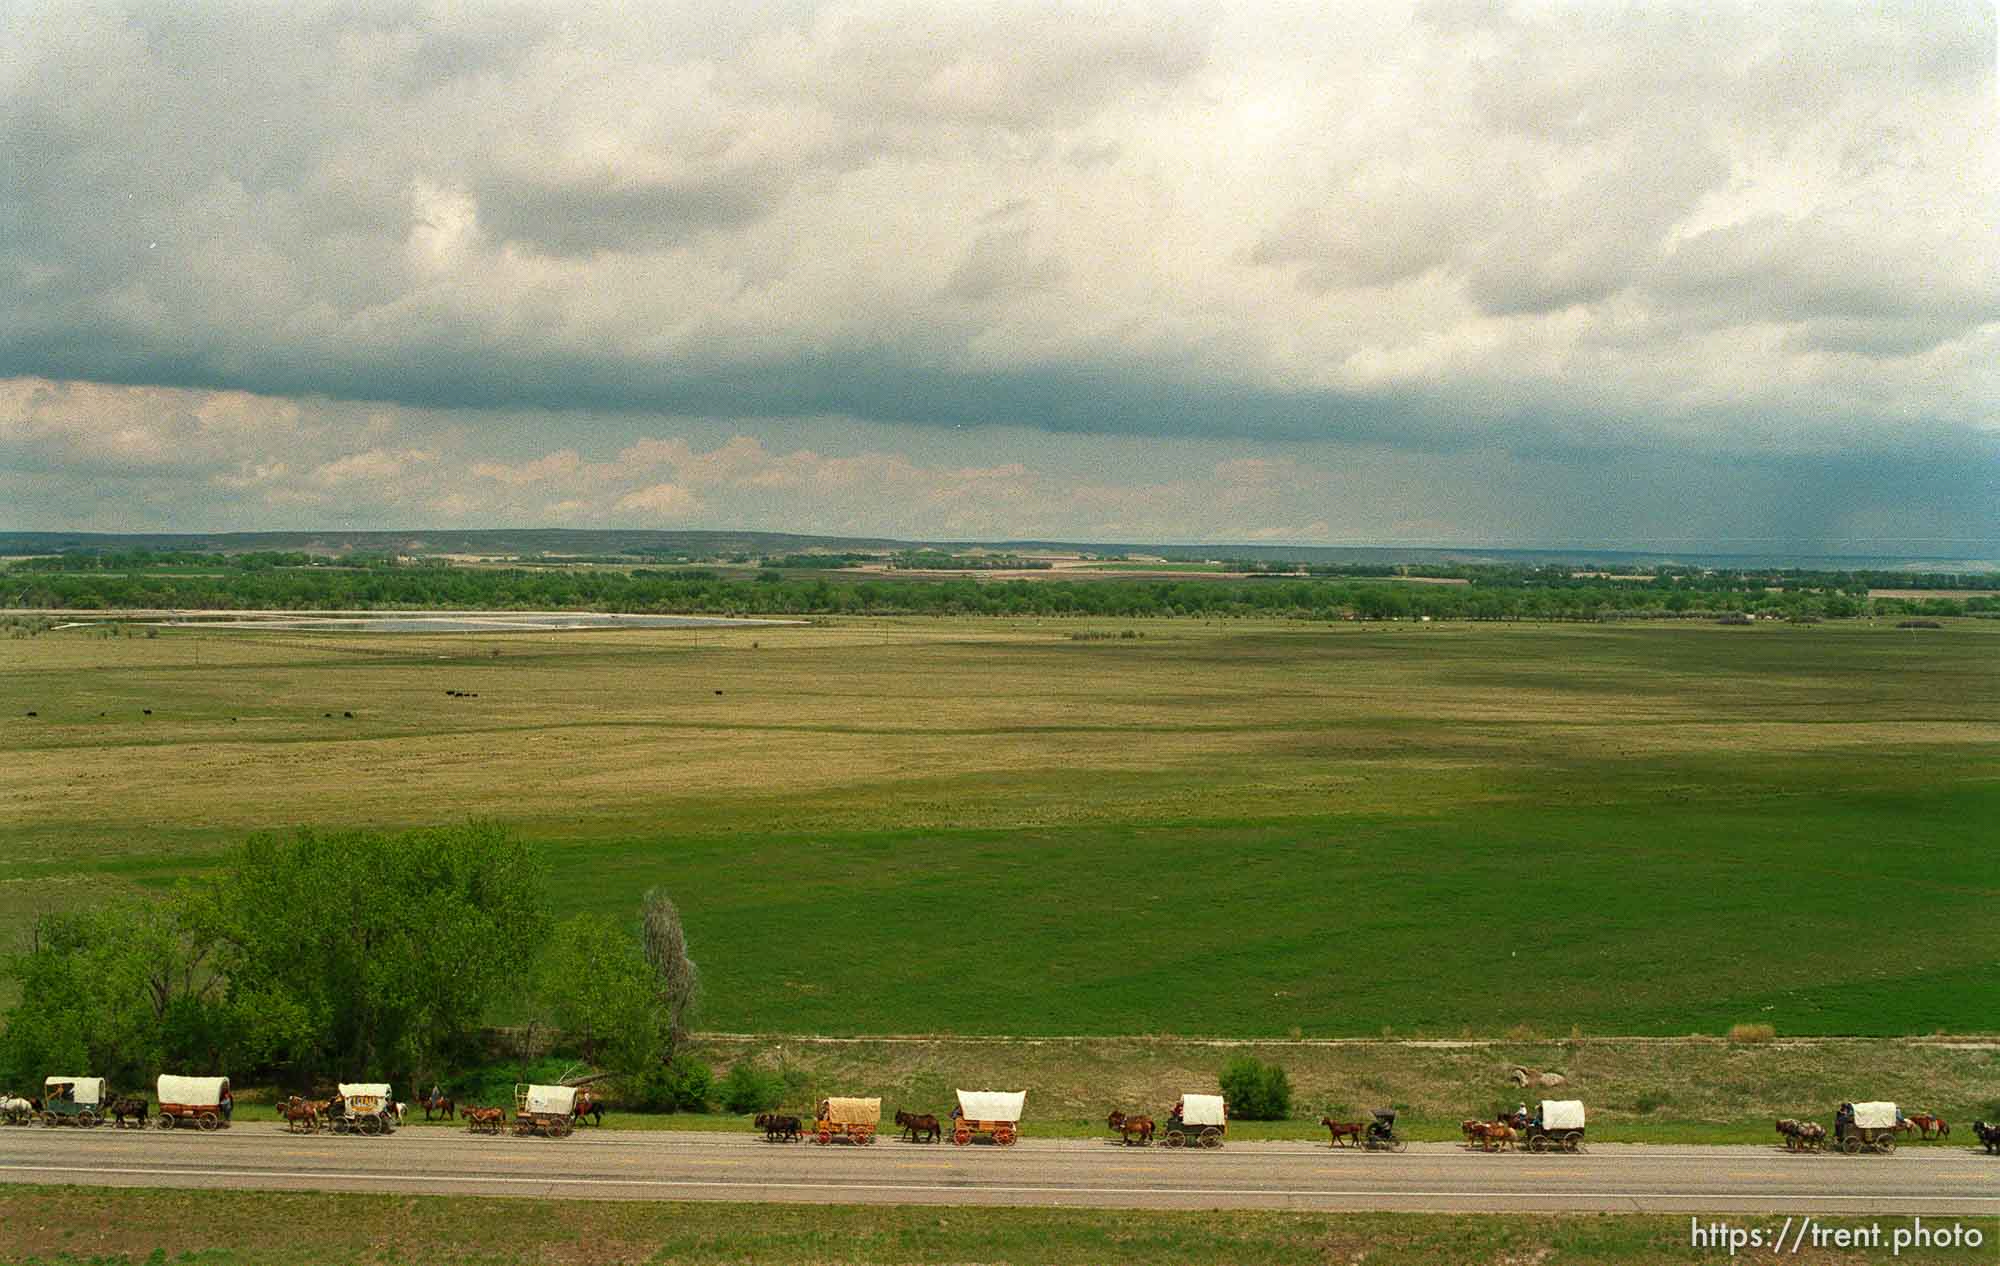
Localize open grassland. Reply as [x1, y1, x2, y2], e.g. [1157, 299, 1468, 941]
[1, 1188, 1993, 1265]
[1, 617, 1995, 1036]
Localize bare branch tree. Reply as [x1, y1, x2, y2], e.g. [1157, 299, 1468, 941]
[640, 888, 700, 1060]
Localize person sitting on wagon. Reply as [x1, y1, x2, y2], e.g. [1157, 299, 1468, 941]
[220, 1088, 233, 1122]
[1170, 1098, 1185, 1128]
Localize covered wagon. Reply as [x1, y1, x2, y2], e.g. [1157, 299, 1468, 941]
[156, 1075, 231, 1130]
[952, 1090, 1026, 1146]
[40, 1077, 108, 1128]
[331, 1083, 397, 1136]
[1525, 1099, 1585, 1152]
[513, 1084, 577, 1138]
[1834, 1102, 1900, 1155]
[813, 1097, 880, 1145]
[1165, 1093, 1227, 1149]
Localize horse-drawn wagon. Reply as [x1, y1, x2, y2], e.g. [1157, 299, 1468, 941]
[1521, 1100, 1585, 1152]
[1163, 1093, 1227, 1149]
[39, 1077, 107, 1128]
[1834, 1102, 1900, 1155]
[1360, 1108, 1408, 1152]
[813, 1097, 880, 1145]
[951, 1090, 1025, 1146]
[330, 1083, 397, 1136]
[512, 1084, 577, 1138]
[155, 1075, 232, 1130]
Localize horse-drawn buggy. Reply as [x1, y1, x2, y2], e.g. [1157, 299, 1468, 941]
[329, 1083, 397, 1136]
[1360, 1108, 1408, 1152]
[1163, 1093, 1228, 1149]
[156, 1075, 232, 1130]
[951, 1090, 1026, 1146]
[38, 1077, 108, 1128]
[1834, 1102, 1900, 1155]
[1519, 1100, 1586, 1152]
[512, 1084, 577, 1138]
[813, 1097, 880, 1145]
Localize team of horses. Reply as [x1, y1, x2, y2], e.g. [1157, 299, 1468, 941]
[1775, 1118, 1829, 1150]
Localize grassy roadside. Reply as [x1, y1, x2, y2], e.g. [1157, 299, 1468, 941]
[0, 1187, 1992, 1265]
[215, 1034, 1999, 1147]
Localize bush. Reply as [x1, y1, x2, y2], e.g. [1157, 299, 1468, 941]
[628, 1055, 712, 1113]
[720, 1061, 786, 1114]
[1218, 1056, 1292, 1120]
[1728, 1023, 1776, 1043]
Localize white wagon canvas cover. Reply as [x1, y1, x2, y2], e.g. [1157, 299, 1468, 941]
[956, 1090, 1026, 1123]
[1540, 1100, 1586, 1130]
[339, 1083, 392, 1108]
[1852, 1102, 1899, 1130]
[523, 1085, 578, 1116]
[157, 1075, 229, 1107]
[1178, 1094, 1227, 1127]
[45, 1077, 105, 1106]
[821, 1097, 880, 1125]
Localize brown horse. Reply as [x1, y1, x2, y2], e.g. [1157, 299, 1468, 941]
[1321, 1117, 1364, 1147]
[894, 1110, 940, 1143]
[279, 1096, 320, 1133]
[421, 1090, 455, 1122]
[1107, 1110, 1155, 1146]
[1907, 1113, 1949, 1139]
[1473, 1122, 1517, 1152]
[463, 1105, 506, 1134]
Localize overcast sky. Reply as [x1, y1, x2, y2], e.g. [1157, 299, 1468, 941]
[3, 0, 1994, 553]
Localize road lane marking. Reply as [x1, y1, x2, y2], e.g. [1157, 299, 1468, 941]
[2, 1165, 1993, 1205]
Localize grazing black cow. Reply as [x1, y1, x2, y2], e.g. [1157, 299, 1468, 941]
[754, 1113, 802, 1142]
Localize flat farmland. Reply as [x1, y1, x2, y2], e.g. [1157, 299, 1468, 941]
[1, 617, 1994, 1036]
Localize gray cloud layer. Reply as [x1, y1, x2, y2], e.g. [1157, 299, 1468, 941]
[1, 1, 1994, 547]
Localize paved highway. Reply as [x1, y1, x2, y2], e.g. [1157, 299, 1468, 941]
[2, 1126, 1993, 1214]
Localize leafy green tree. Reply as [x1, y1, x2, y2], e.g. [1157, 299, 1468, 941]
[207, 822, 548, 1086]
[532, 914, 664, 1073]
[0, 893, 228, 1089]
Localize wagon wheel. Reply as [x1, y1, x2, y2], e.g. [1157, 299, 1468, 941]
[1164, 1129, 1185, 1148]
[1528, 1133, 1549, 1153]
[360, 1115, 382, 1136]
[1562, 1132, 1582, 1153]
[1199, 1127, 1223, 1149]
[1390, 1137, 1409, 1153]
[78, 1109, 99, 1128]
[862, 1128, 877, 1145]
[995, 1123, 1017, 1146]
[198, 1111, 220, 1131]
[952, 1125, 971, 1145]
[157, 1113, 176, 1130]
[552, 1117, 573, 1138]
[332, 1116, 350, 1134]
[1875, 1135, 1894, 1155]
[1842, 1135, 1862, 1155]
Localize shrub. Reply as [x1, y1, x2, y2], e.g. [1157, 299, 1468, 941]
[1728, 1023, 1776, 1043]
[720, 1062, 786, 1114]
[1218, 1056, 1292, 1120]
[628, 1055, 712, 1113]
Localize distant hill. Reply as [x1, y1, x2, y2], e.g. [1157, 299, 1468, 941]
[0, 528, 1987, 572]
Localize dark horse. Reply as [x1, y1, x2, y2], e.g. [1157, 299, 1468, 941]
[894, 1109, 941, 1143]
[1973, 1121, 2000, 1155]
[107, 1096, 149, 1128]
[572, 1092, 605, 1127]
[421, 1090, 456, 1122]
[755, 1112, 803, 1142]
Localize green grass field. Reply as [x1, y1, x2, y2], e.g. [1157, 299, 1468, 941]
[2, 1188, 1992, 1265]
[1, 617, 1995, 1036]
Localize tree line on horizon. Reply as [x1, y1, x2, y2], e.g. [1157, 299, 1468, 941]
[3, 552, 1992, 621]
